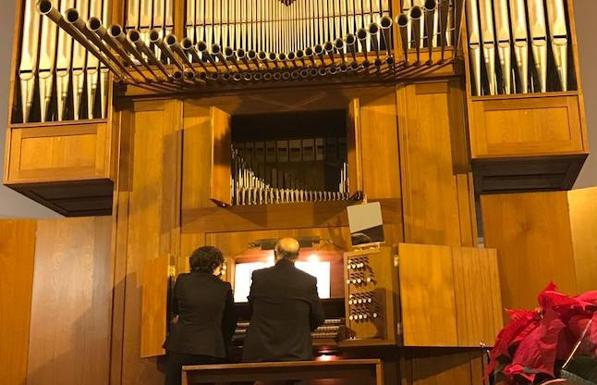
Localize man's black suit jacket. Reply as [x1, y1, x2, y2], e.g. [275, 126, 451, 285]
[163, 272, 236, 358]
[242, 259, 325, 362]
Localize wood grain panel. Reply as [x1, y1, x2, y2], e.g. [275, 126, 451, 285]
[0, 220, 36, 385]
[452, 248, 503, 346]
[402, 351, 485, 385]
[182, 104, 212, 210]
[210, 107, 232, 206]
[111, 100, 182, 385]
[481, 192, 578, 311]
[26, 217, 112, 385]
[5, 121, 112, 183]
[182, 198, 403, 235]
[397, 81, 476, 247]
[347, 98, 363, 195]
[568, 186, 597, 293]
[469, 94, 587, 158]
[399, 243, 458, 347]
[360, 90, 401, 200]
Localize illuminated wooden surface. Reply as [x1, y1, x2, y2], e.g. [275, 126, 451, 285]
[0, 220, 36, 385]
[569, 186, 597, 293]
[468, 93, 588, 158]
[482, 192, 579, 310]
[397, 81, 477, 247]
[483, 188, 597, 311]
[400, 350, 485, 385]
[399, 243, 503, 347]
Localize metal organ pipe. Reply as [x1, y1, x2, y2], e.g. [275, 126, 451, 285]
[546, 0, 569, 91]
[478, 0, 497, 95]
[527, 0, 548, 93]
[493, 0, 512, 94]
[509, 0, 529, 94]
[466, 0, 482, 96]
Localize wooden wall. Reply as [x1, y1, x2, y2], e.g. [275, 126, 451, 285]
[568, 186, 597, 293]
[482, 192, 578, 310]
[482, 188, 597, 311]
[396, 81, 477, 247]
[0, 220, 36, 385]
[26, 218, 113, 385]
[399, 243, 503, 347]
[401, 351, 485, 385]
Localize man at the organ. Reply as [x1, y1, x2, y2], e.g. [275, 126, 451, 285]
[242, 237, 325, 362]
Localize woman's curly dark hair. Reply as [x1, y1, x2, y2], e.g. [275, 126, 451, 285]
[189, 246, 224, 273]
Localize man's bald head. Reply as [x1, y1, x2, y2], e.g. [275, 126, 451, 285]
[274, 237, 300, 262]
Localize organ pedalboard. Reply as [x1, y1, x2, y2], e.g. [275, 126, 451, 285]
[342, 246, 397, 345]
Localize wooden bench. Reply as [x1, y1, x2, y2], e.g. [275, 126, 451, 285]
[182, 358, 384, 385]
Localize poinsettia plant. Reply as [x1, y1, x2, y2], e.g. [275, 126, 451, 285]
[488, 283, 597, 385]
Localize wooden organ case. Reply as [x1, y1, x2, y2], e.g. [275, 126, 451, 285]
[2, 0, 588, 384]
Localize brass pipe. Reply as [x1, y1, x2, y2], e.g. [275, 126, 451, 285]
[287, 52, 299, 68]
[345, 34, 358, 63]
[38, 1, 123, 80]
[236, 48, 250, 70]
[357, 28, 369, 63]
[397, 14, 410, 64]
[305, 47, 316, 66]
[424, 0, 437, 63]
[88, 17, 146, 80]
[182, 38, 208, 69]
[211, 44, 231, 71]
[225, 47, 243, 71]
[110, 24, 157, 78]
[296, 49, 306, 66]
[335, 38, 346, 65]
[314, 44, 326, 65]
[277, 53, 289, 68]
[258, 51, 271, 69]
[247, 50, 260, 69]
[153, 31, 184, 71]
[324, 41, 336, 64]
[380, 16, 393, 56]
[167, 34, 195, 69]
[438, 0, 449, 61]
[368, 23, 381, 63]
[129, 29, 171, 79]
[65, 8, 131, 78]
[199, 41, 220, 72]
[268, 52, 279, 69]
[410, 6, 423, 64]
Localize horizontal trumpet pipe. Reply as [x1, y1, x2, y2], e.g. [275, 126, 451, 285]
[368, 23, 381, 61]
[211, 44, 231, 71]
[397, 14, 409, 64]
[324, 41, 336, 63]
[357, 28, 369, 62]
[424, 0, 437, 63]
[182, 38, 207, 68]
[380, 16, 393, 56]
[153, 32, 184, 71]
[110, 24, 157, 78]
[224, 47, 243, 71]
[411, 6, 423, 63]
[88, 17, 145, 79]
[166, 34, 195, 69]
[128, 29, 171, 79]
[38, 1, 123, 80]
[198, 41, 220, 72]
[65, 8, 131, 78]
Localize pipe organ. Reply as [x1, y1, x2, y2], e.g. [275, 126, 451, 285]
[2, 0, 590, 384]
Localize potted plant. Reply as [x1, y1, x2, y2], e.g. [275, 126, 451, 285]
[488, 283, 597, 385]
